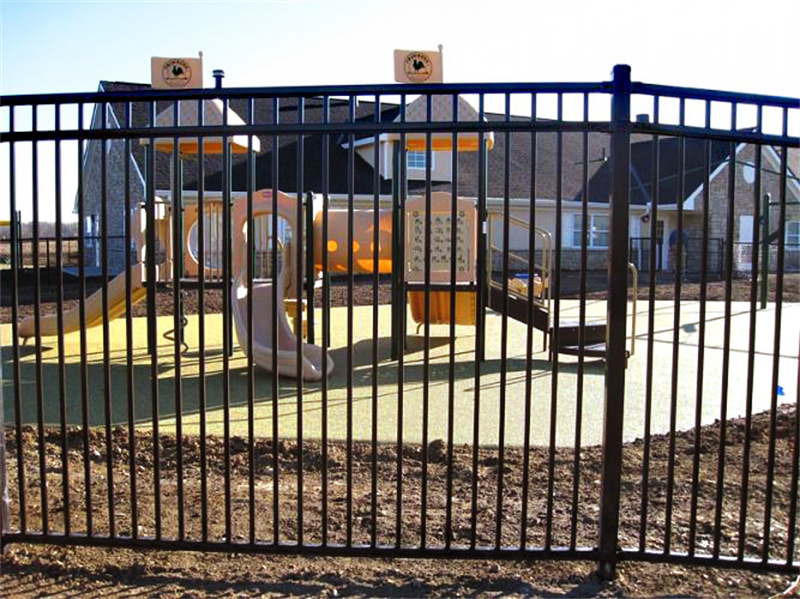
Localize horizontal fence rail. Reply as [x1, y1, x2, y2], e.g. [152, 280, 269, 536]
[0, 67, 798, 578]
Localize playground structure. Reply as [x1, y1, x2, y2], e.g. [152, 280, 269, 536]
[16, 139, 643, 379]
[16, 91, 643, 376]
[17, 185, 558, 377]
[16, 176, 645, 377]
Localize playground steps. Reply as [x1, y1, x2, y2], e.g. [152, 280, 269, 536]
[488, 283, 549, 331]
[489, 285, 630, 361]
[551, 321, 609, 360]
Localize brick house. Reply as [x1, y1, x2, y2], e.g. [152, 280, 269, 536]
[77, 82, 799, 277]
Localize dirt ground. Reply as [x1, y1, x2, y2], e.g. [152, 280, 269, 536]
[1, 272, 798, 596]
[1, 405, 798, 597]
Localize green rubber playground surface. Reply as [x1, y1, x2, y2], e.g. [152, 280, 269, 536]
[2, 300, 797, 447]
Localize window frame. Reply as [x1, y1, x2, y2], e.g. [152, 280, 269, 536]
[572, 212, 610, 249]
[406, 150, 434, 170]
[786, 220, 800, 249]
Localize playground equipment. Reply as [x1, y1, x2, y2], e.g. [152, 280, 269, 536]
[231, 190, 332, 381]
[485, 211, 637, 360]
[17, 204, 167, 339]
[16, 79, 638, 378]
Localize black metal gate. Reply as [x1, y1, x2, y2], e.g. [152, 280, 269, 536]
[0, 66, 797, 577]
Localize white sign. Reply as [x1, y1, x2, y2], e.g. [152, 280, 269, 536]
[151, 56, 203, 89]
[393, 49, 443, 84]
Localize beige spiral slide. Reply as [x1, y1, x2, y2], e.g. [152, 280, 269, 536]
[230, 189, 333, 381]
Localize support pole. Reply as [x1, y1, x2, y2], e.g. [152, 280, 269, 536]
[391, 141, 402, 360]
[305, 191, 316, 344]
[597, 63, 631, 580]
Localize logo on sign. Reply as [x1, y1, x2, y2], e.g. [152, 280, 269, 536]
[161, 58, 193, 88]
[403, 52, 433, 83]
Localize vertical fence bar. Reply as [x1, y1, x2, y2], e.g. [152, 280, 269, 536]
[8, 106, 26, 535]
[738, 106, 762, 560]
[271, 96, 280, 546]
[688, 101, 713, 555]
[54, 103, 70, 537]
[321, 95, 330, 547]
[31, 104, 49, 536]
[762, 116, 788, 563]
[520, 93, 538, 549]
[145, 102, 161, 540]
[570, 92, 590, 551]
[420, 93, 433, 549]
[664, 98, 686, 555]
[496, 92, 512, 549]
[171, 100, 184, 542]
[394, 96, 407, 549]
[545, 92, 564, 551]
[123, 101, 138, 540]
[597, 64, 631, 579]
[100, 101, 115, 537]
[197, 98, 208, 544]
[221, 98, 232, 544]
[247, 99, 256, 545]
[444, 93, 459, 550]
[639, 95, 660, 552]
[78, 103, 93, 537]
[713, 103, 737, 558]
[295, 97, 305, 546]
[346, 95, 355, 548]
[470, 93, 486, 549]
[371, 95, 381, 549]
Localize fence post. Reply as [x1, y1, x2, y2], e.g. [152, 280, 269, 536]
[597, 64, 631, 579]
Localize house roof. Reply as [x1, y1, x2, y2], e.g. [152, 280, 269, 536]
[588, 135, 736, 208]
[98, 81, 796, 207]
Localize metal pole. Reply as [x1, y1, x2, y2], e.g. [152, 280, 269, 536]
[305, 191, 316, 344]
[391, 140, 401, 360]
[760, 193, 770, 309]
[597, 63, 631, 580]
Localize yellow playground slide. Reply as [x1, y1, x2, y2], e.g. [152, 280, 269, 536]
[18, 270, 147, 339]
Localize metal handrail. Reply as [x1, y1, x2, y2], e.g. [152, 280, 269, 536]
[486, 212, 552, 317]
[607, 262, 638, 357]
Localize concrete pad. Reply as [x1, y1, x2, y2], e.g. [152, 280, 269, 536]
[2, 300, 797, 447]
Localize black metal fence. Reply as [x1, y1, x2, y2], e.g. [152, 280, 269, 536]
[630, 236, 724, 278]
[0, 66, 797, 578]
[0, 235, 127, 271]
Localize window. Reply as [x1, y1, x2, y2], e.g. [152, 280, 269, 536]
[407, 151, 433, 170]
[787, 221, 800, 248]
[739, 215, 754, 243]
[572, 213, 609, 248]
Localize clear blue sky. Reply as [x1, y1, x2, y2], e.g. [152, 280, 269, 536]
[1, 0, 799, 221]
[3, 1, 799, 96]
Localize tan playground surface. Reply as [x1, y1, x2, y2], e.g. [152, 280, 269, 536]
[2, 300, 797, 447]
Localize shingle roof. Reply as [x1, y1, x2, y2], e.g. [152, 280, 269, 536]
[587, 136, 735, 207]
[101, 81, 756, 206]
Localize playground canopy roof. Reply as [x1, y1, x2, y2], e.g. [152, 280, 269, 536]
[140, 99, 261, 155]
[387, 94, 495, 152]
